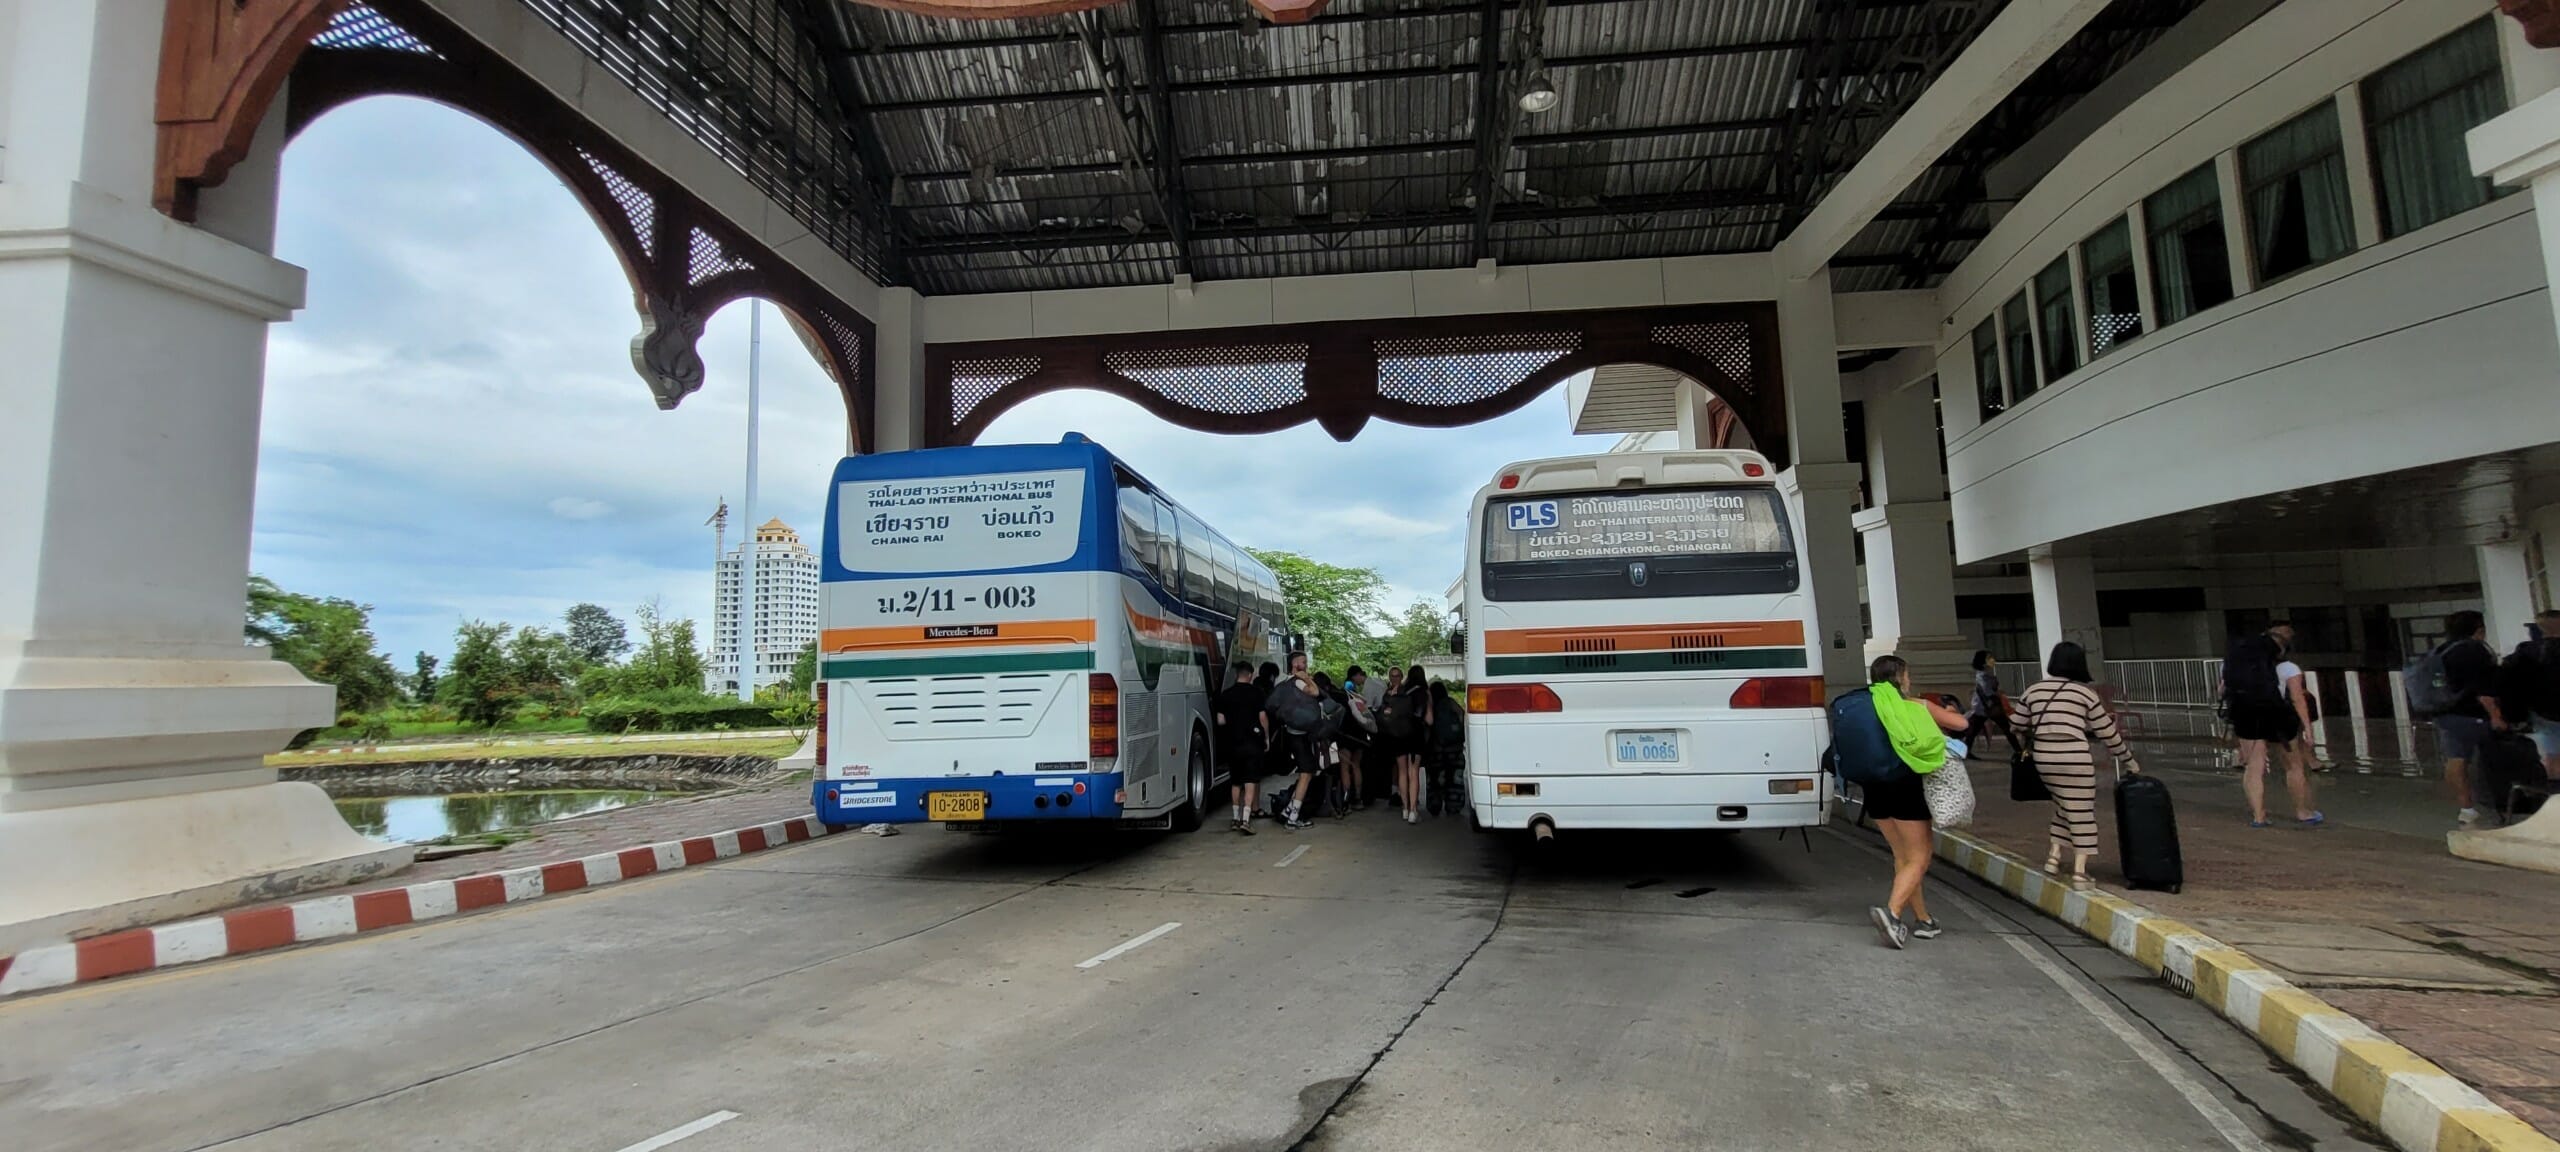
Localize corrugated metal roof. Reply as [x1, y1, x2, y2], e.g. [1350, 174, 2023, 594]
[507, 0, 2208, 294]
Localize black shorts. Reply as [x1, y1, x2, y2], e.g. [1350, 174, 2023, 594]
[1277, 731, 1322, 777]
[1221, 746, 1263, 783]
[2231, 702, 2302, 743]
[1863, 770, 1933, 823]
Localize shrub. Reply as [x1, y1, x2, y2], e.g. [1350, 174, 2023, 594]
[583, 698, 780, 734]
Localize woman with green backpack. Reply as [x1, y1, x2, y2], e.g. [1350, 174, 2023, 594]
[1862, 655, 1970, 950]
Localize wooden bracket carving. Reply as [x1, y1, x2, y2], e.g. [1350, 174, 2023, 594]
[156, 0, 346, 220]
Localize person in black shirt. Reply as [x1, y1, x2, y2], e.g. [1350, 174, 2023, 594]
[2433, 610, 2507, 827]
[1214, 661, 1267, 834]
[2223, 622, 2314, 827]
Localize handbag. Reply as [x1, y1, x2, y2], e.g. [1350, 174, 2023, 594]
[1924, 749, 1977, 828]
[2010, 690, 2054, 802]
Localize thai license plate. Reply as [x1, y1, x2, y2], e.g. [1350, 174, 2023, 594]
[1614, 731, 1681, 765]
[928, 791, 988, 821]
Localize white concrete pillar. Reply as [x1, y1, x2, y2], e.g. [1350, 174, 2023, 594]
[2473, 88, 2560, 352]
[1777, 270, 1866, 690]
[1854, 373, 1970, 692]
[0, 1, 403, 950]
[871, 286, 928, 453]
[2028, 545, 2104, 677]
[2479, 539, 2536, 653]
[1671, 379, 1710, 450]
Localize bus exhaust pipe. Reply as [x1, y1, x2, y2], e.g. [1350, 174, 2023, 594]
[1530, 818, 1556, 844]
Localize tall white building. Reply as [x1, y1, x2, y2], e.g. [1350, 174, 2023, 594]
[708, 519, 821, 696]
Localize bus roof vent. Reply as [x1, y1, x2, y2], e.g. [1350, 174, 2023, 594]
[1060, 432, 1091, 444]
[1613, 465, 1647, 487]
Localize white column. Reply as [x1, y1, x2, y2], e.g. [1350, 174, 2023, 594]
[0, 1, 402, 950]
[1671, 379, 1709, 450]
[2479, 539, 2536, 653]
[2028, 545, 2104, 676]
[1777, 269, 1866, 690]
[871, 286, 927, 453]
[2472, 88, 2560, 347]
[1854, 373, 1970, 693]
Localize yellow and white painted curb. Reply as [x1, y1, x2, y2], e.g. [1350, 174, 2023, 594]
[1932, 828, 2560, 1152]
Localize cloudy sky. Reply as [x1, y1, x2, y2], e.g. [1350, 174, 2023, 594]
[254, 98, 1617, 665]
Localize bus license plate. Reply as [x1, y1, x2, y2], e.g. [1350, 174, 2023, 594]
[928, 792, 988, 821]
[1614, 731, 1680, 765]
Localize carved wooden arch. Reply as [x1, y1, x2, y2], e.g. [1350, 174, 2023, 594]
[157, 0, 877, 450]
[925, 303, 1789, 466]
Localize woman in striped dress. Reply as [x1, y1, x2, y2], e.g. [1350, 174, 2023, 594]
[2016, 642, 2142, 887]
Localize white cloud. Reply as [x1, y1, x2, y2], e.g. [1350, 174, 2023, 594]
[548, 497, 615, 521]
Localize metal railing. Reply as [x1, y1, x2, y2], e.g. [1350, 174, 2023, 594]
[1994, 657, 2225, 708]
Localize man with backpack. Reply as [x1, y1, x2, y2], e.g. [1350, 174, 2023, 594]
[1266, 651, 1326, 830]
[2423, 610, 2508, 827]
[2222, 622, 2317, 828]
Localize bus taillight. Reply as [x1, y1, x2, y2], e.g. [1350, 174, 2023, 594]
[1729, 676, 1825, 709]
[1089, 672, 1120, 759]
[1468, 683, 1561, 714]
[814, 683, 828, 768]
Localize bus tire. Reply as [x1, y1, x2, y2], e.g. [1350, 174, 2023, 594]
[1171, 734, 1209, 833]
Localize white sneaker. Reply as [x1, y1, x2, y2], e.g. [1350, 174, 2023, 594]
[2458, 808, 2481, 828]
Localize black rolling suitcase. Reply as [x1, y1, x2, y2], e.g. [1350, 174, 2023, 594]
[2114, 773, 2184, 894]
[2480, 730, 2549, 819]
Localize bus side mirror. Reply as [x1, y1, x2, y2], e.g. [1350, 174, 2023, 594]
[1449, 629, 1467, 655]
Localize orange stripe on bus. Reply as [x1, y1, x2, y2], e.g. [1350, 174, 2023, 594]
[820, 620, 1096, 653]
[1482, 620, 1805, 655]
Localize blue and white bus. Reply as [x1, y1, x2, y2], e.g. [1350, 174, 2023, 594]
[811, 434, 1289, 831]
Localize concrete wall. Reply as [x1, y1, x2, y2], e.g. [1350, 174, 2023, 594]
[1934, 0, 2560, 562]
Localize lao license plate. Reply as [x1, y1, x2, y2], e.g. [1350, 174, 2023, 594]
[1614, 731, 1680, 764]
[928, 791, 988, 821]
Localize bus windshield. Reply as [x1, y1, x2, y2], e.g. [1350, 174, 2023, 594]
[836, 468, 1085, 574]
[1481, 486, 1797, 602]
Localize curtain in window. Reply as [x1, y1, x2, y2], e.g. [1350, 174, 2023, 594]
[2144, 164, 2227, 325]
[2082, 216, 2141, 356]
[1971, 320, 2004, 423]
[2365, 20, 2505, 239]
[2034, 256, 2077, 383]
[2242, 106, 2354, 279]
[2001, 292, 2038, 402]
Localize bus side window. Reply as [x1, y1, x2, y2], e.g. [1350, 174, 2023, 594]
[1177, 510, 1212, 607]
[1150, 495, 1181, 593]
[1214, 542, 1241, 620]
[1116, 477, 1159, 585]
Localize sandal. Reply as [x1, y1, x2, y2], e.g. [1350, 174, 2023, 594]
[2248, 819, 2275, 829]
[2298, 811, 2326, 828]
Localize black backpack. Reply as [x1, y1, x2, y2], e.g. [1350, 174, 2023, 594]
[1431, 696, 1463, 745]
[1266, 680, 1322, 733]
[1382, 689, 1420, 739]
[2222, 635, 2282, 706]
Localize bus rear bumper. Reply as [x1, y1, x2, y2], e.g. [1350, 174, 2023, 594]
[1467, 773, 1825, 830]
[813, 773, 1126, 826]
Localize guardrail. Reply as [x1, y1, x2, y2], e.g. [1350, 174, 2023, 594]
[1994, 658, 2225, 708]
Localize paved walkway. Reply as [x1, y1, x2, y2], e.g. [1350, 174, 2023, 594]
[1954, 716, 2560, 1135]
[398, 778, 823, 885]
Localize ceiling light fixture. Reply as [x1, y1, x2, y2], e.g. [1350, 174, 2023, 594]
[1517, 72, 1559, 115]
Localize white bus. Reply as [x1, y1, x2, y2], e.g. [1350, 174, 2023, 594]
[1459, 448, 1831, 834]
[811, 434, 1288, 831]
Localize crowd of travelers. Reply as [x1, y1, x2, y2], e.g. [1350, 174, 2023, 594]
[1213, 654, 1466, 833]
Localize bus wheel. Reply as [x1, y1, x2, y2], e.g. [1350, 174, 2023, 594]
[1172, 737, 1208, 833]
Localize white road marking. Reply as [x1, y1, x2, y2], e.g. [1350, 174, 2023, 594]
[612, 1111, 740, 1152]
[1274, 845, 1310, 868]
[1948, 896, 2272, 1151]
[1076, 922, 1182, 970]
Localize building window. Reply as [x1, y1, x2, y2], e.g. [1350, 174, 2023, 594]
[2145, 165, 2234, 327]
[1970, 319, 2004, 423]
[2082, 216, 2142, 357]
[2365, 19, 2507, 240]
[2241, 103, 2355, 281]
[2000, 291, 2038, 403]
[2033, 255, 2078, 382]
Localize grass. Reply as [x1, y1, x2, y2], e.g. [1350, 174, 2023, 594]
[271, 735, 804, 767]
[307, 715, 591, 744]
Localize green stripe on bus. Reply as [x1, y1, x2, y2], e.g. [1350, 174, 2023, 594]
[1483, 648, 1809, 677]
[822, 650, 1097, 679]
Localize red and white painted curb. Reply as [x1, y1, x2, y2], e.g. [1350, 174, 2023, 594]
[0, 815, 841, 999]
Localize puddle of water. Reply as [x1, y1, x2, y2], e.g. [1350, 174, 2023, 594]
[330, 788, 696, 843]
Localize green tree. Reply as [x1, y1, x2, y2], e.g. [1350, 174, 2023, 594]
[790, 639, 818, 698]
[244, 575, 403, 714]
[562, 603, 629, 665]
[1368, 598, 1453, 675]
[444, 620, 515, 728]
[1246, 549, 1386, 671]
[626, 599, 709, 696]
[410, 652, 439, 702]
[507, 626, 578, 705]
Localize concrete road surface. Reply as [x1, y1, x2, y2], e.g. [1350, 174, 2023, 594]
[0, 813, 2382, 1151]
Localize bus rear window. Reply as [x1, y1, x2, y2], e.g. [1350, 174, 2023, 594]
[839, 469, 1085, 573]
[1481, 486, 1797, 601]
